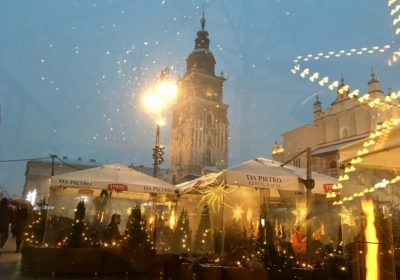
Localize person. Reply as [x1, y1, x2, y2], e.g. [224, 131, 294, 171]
[291, 225, 306, 259]
[103, 214, 121, 244]
[11, 207, 29, 252]
[0, 198, 14, 254]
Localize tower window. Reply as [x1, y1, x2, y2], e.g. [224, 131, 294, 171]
[206, 113, 213, 125]
[204, 148, 212, 165]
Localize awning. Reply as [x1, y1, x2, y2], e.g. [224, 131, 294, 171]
[312, 138, 366, 156]
[50, 164, 176, 194]
[177, 157, 338, 196]
[339, 126, 400, 170]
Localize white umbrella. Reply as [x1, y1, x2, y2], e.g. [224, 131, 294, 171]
[51, 163, 176, 194]
[178, 157, 337, 196]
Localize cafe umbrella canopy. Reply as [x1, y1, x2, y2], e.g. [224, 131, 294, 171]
[177, 157, 338, 196]
[43, 164, 178, 248]
[50, 163, 176, 195]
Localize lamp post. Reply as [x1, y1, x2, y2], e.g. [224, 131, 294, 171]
[281, 147, 314, 265]
[142, 68, 177, 178]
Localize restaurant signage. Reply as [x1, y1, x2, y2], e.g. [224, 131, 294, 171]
[245, 174, 282, 188]
[107, 184, 128, 192]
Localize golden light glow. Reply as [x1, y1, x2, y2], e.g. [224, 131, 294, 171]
[169, 209, 176, 230]
[142, 92, 163, 115]
[142, 70, 177, 123]
[272, 144, 284, 155]
[155, 80, 178, 100]
[232, 205, 244, 221]
[361, 199, 379, 280]
[194, 175, 238, 213]
[156, 118, 166, 126]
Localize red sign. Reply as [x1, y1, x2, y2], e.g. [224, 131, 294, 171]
[107, 184, 128, 192]
[323, 184, 339, 193]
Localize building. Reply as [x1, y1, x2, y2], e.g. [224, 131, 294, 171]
[23, 156, 99, 202]
[272, 72, 400, 177]
[168, 13, 229, 184]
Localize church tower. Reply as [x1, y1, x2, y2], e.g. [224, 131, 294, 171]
[169, 13, 229, 184]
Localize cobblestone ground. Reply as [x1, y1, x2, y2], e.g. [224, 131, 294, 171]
[0, 231, 151, 280]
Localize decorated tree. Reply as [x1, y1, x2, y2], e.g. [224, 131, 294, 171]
[154, 215, 173, 253]
[24, 199, 48, 246]
[194, 205, 213, 255]
[224, 220, 252, 266]
[256, 203, 292, 270]
[124, 205, 153, 254]
[170, 208, 192, 254]
[66, 201, 88, 248]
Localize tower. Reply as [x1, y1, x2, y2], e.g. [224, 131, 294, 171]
[169, 13, 229, 184]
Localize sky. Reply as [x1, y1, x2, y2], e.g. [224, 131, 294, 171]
[1, 0, 399, 195]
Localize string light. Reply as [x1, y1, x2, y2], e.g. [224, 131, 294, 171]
[291, 8, 400, 205]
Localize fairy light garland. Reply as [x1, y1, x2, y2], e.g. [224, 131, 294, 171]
[291, 0, 400, 108]
[328, 118, 400, 206]
[291, 1, 400, 205]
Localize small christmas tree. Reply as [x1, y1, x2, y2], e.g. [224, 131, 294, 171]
[154, 215, 173, 253]
[66, 200, 88, 248]
[194, 205, 213, 255]
[170, 208, 192, 254]
[124, 205, 153, 254]
[24, 199, 48, 246]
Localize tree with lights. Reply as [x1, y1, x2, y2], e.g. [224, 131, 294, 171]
[24, 199, 48, 247]
[66, 200, 88, 248]
[170, 208, 192, 254]
[124, 205, 153, 254]
[256, 203, 293, 271]
[194, 204, 213, 255]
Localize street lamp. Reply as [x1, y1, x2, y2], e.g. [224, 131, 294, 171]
[142, 68, 177, 178]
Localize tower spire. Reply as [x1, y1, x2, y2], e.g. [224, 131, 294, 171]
[201, 5, 206, 30]
[370, 67, 376, 80]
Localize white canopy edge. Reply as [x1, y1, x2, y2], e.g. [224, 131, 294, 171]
[177, 158, 337, 196]
[339, 125, 400, 170]
[50, 163, 177, 195]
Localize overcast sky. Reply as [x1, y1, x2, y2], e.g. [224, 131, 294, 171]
[1, 0, 399, 195]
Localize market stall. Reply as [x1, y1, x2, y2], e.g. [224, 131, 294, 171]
[21, 164, 178, 275]
[43, 163, 177, 247]
[172, 158, 339, 268]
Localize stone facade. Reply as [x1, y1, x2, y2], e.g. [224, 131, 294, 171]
[272, 73, 400, 177]
[169, 15, 229, 184]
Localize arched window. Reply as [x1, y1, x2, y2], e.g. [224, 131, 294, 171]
[340, 128, 348, 139]
[206, 113, 213, 125]
[204, 148, 212, 164]
[331, 119, 339, 141]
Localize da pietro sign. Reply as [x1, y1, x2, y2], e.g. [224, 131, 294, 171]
[57, 179, 92, 188]
[245, 174, 282, 188]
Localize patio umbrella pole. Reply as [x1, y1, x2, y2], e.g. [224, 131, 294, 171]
[305, 147, 312, 266]
[281, 147, 314, 265]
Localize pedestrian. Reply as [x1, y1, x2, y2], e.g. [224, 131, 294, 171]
[11, 207, 29, 252]
[291, 225, 306, 260]
[102, 213, 121, 245]
[0, 198, 14, 254]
